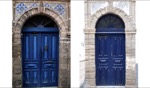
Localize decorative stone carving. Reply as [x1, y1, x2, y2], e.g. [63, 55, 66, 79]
[16, 3, 28, 14]
[15, 2, 39, 20]
[113, 1, 129, 15]
[54, 4, 65, 15]
[44, 3, 52, 9]
[15, 2, 66, 21]
[91, 2, 108, 15]
[90, 1, 129, 15]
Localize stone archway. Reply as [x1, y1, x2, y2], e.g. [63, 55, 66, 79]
[13, 7, 70, 87]
[84, 6, 136, 87]
[95, 13, 126, 86]
[88, 6, 133, 30]
[14, 7, 66, 33]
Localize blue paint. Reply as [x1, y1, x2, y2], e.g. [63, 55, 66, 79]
[54, 4, 65, 15]
[52, 36, 56, 59]
[95, 14, 125, 86]
[25, 36, 29, 59]
[22, 27, 59, 32]
[33, 36, 37, 59]
[22, 28, 59, 87]
[30, 3, 38, 8]
[26, 72, 30, 83]
[44, 3, 52, 9]
[41, 34, 58, 87]
[52, 71, 55, 82]
[44, 36, 48, 59]
[95, 33, 125, 86]
[16, 3, 27, 14]
[25, 64, 37, 68]
[33, 71, 37, 83]
[44, 71, 48, 83]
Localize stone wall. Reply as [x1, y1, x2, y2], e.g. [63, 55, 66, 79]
[84, 0, 136, 87]
[12, 0, 70, 88]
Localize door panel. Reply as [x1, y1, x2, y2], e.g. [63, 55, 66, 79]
[41, 34, 58, 86]
[52, 35, 57, 60]
[111, 35, 125, 85]
[96, 35, 110, 85]
[22, 32, 59, 87]
[23, 34, 41, 87]
[96, 34, 125, 86]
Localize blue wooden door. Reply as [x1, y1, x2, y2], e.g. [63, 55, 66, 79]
[41, 33, 59, 86]
[95, 34, 125, 85]
[22, 33, 41, 87]
[22, 28, 59, 87]
[95, 14, 125, 86]
[111, 34, 125, 85]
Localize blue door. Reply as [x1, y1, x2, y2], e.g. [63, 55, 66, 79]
[41, 33, 59, 87]
[95, 34, 125, 85]
[95, 14, 125, 86]
[22, 28, 59, 87]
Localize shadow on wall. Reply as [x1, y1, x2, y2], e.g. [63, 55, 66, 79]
[136, 63, 138, 87]
[80, 80, 86, 88]
[80, 60, 85, 88]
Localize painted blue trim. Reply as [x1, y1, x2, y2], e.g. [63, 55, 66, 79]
[25, 36, 29, 59]
[44, 36, 48, 59]
[52, 36, 56, 59]
[33, 35, 37, 59]
[96, 28, 125, 33]
[22, 27, 59, 32]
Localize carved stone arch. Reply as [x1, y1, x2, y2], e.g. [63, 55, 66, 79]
[13, 6, 70, 87]
[89, 6, 132, 31]
[84, 1, 136, 87]
[14, 7, 67, 34]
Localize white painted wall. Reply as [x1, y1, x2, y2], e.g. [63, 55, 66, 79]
[0, 1, 12, 87]
[136, 1, 150, 87]
[71, 1, 84, 87]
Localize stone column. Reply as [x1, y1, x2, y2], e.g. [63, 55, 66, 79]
[84, 28, 96, 87]
[59, 31, 70, 88]
[126, 32, 136, 88]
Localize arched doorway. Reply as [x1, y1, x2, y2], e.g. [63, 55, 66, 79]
[22, 15, 59, 87]
[95, 14, 125, 86]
